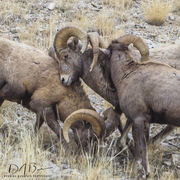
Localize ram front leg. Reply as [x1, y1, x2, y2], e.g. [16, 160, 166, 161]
[30, 98, 64, 142]
[132, 116, 150, 179]
[43, 106, 62, 139]
[0, 99, 4, 107]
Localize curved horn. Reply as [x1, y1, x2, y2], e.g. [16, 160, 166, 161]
[118, 35, 149, 61]
[63, 109, 105, 143]
[88, 32, 108, 71]
[54, 26, 88, 56]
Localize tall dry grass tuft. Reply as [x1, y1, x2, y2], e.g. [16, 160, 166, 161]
[141, 0, 171, 26]
[0, 126, 49, 179]
[19, 20, 54, 50]
[103, 0, 132, 10]
[71, 10, 92, 31]
[61, 139, 126, 180]
[102, 0, 132, 21]
[93, 11, 124, 43]
[172, 0, 180, 11]
[0, 0, 58, 51]
[55, 0, 79, 11]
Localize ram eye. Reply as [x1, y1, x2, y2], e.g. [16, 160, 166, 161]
[64, 54, 68, 60]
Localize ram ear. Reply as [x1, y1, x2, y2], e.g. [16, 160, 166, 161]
[67, 37, 80, 52]
[48, 46, 60, 63]
[48, 46, 55, 58]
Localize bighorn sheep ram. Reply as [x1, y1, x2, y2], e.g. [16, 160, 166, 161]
[109, 35, 180, 176]
[50, 26, 179, 178]
[49, 26, 174, 149]
[94, 35, 180, 177]
[0, 37, 121, 148]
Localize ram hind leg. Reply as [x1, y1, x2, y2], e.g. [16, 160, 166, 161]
[0, 99, 4, 107]
[132, 116, 150, 179]
[119, 118, 133, 147]
[115, 118, 133, 154]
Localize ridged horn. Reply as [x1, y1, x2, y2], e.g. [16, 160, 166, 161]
[53, 26, 88, 56]
[118, 35, 149, 61]
[63, 109, 105, 143]
[88, 32, 108, 72]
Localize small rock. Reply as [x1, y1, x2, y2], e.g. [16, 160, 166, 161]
[24, 14, 30, 21]
[65, 10, 76, 20]
[47, 2, 56, 10]
[61, 168, 81, 176]
[134, 24, 144, 29]
[172, 154, 180, 166]
[126, 22, 135, 27]
[163, 160, 172, 166]
[90, 2, 102, 10]
[62, 163, 70, 169]
[157, 35, 169, 43]
[169, 15, 175, 21]
[146, 39, 157, 48]
[43, 160, 61, 178]
[10, 28, 18, 34]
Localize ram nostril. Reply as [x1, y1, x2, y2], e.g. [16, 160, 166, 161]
[61, 77, 65, 83]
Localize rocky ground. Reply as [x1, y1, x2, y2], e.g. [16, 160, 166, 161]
[0, 0, 180, 179]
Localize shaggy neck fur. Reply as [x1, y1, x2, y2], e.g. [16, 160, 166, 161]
[73, 80, 93, 109]
[109, 45, 139, 86]
[80, 49, 119, 108]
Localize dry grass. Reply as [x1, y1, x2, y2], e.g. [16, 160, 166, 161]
[102, 0, 132, 10]
[1, 102, 179, 179]
[172, 0, 180, 11]
[141, 0, 171, 26]
[93, 11, 124, 43]
[71, 9, 124, 43]
[0, 0, 58, 51]
[71, 10, 92, 31]
[102, 0, 133, 24]
[0, 111, 127, 179]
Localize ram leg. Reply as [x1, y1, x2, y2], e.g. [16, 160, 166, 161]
[43, 107, 61, 138]
[31, 103, 60, 137]
[0, 99, 4, 107]
[118, 118, 133, 149]
[117, 119, 123, 135]
[132, 116, 150, 179]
